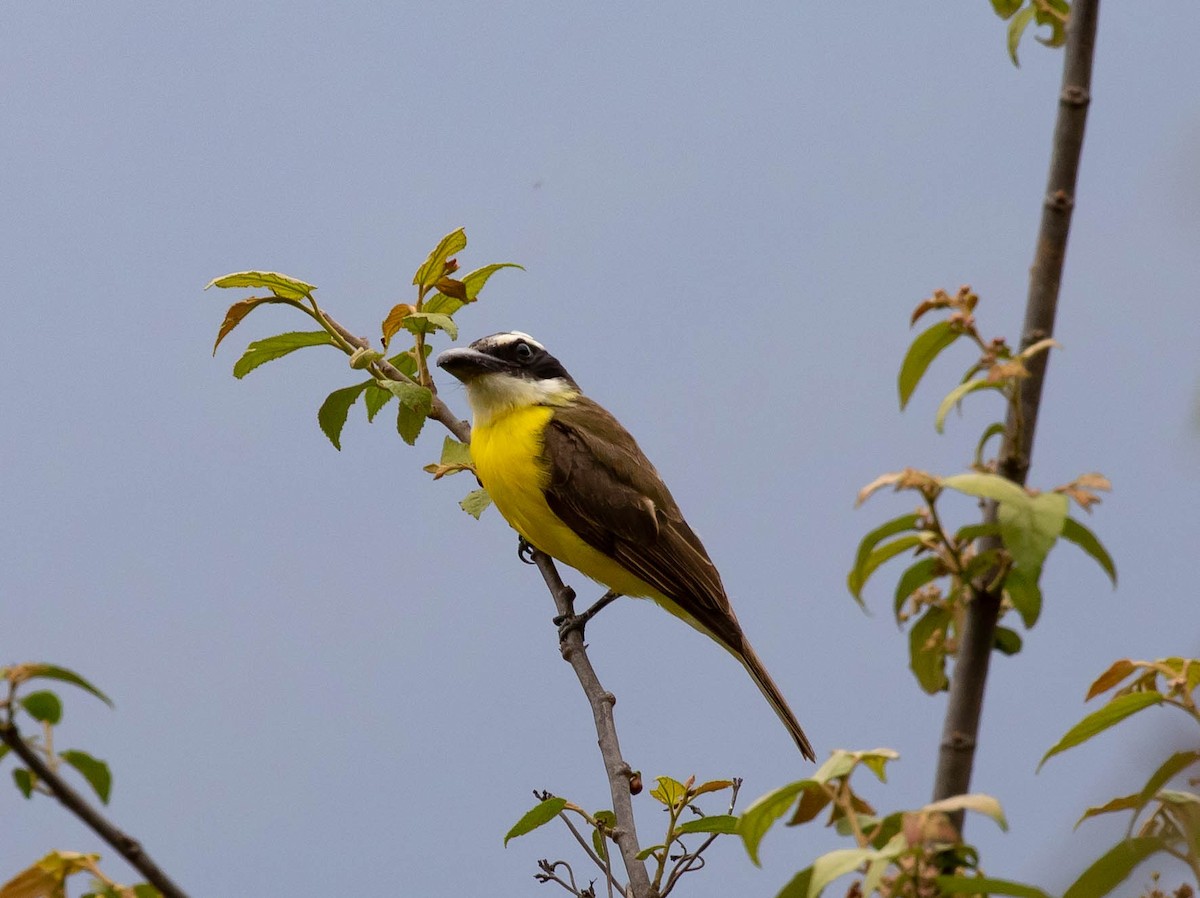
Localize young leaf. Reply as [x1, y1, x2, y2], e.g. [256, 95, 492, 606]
[851, 514, 920, 579]
[997, 491, 1068, 574]
[1039, 692, 1164, 770]
[737, 780, 810, 865]
[675, 814, 738, 835]
[849, 534, 926, 604]
[13, 767, 34, 798]
[317, 382, 369, 450]
[1085, 659, 1136, 701]
[1076, 793, 1142, 827]
[7, 664, 113, 707]
[937, 875, 1052, 898]
[898, 321, 961, 409]
[233, 331, 337, 379]
[809, 847, 876, 897]
[402, 311, 458, 340]
[1060, 517, 1117, 586]
[993, 626, 1023, 656]
[206, 270, 316, 300]
[460, 488, 492, 519]
[941, 472, 1028, 507]
[774, 867, 814, 898]
[397, 402, 428, 445]
[974, 421, 1007, 467]
[213, 297, 283, 355]
[462, 262, 524, 300]
[59, 750, 112, 804]
[503, 796, 567, 845]
[381, 303, 415, 349]
[1061, 837, 1164, 898]
[650, 776, 687, 809]
[935, 379, 1002, 434]
[1003, 566, 1043, 628]
[363, 381, 393, 422]
[893, 557, 942, 623]
[989, 0, 1024, 17]
[1007, 4, 1037, 65]
[19, 691, 63, 725]
[413, 228, 467, 288]
[922, 793, 1007, 831]
[1133, 751, 1200, 812]
[909, 606, 950, 694]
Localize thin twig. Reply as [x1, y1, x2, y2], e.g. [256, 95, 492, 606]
[932, 0, 1102, 824]
[0, 722, 190, 898]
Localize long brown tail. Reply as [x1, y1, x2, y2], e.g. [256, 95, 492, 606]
[737, 641, 815, 761]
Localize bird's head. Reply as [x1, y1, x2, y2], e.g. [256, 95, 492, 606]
[437, 332, 579, 425]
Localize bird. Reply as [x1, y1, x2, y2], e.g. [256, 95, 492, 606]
[436, 332, 815, 760]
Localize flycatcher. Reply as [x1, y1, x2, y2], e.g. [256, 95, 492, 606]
[437, 332, 814, 759]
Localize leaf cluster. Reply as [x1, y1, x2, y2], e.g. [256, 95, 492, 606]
[505, 776, 740, 898]
[989, 0, 1070, 65]
[0, 850, 160, 898]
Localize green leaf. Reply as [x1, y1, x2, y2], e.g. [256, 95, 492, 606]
[13, 767, 34, 798]
[909, 606, 950, 694]
[1061, 517, 1118, 586]
[435, 436, 473, 469]
[858, 749, 900, 783]
[317, 382, 369, 450]
[20, 691, 63, 724]
[922, 793, 1008, 831]
[849, 533, 926, 603]
[364, 381, 393, 422]
[1076, 793, 1142, 827]
[938, 874, 1052, 898]
[1007, 4, 1037, 65]
[462, 262, 524, 300]
[59, 750, 112, 804]
[997, 491, 1068, 573]
[397, 402, 428, 445]
[676, 814, 738, 836]
[935, 379, 1002, 434]
[402, 311, 458, 340]
[650, 776, 687, 808]
[1062, 837, 1164, 898]
[1138, 751, 1200, 808]
[386, 345, 431, 379]
[738, 781, 810, 865]
[774, 867, 813, 898]
[206, 270, 316, 300]
[414, 228, 468, 287]
[893, 557, 942, 623]
[811, 750, 858, 784]
[0, 744, 8, 762]
[382, 380, 433, 445]
[503, 796, 567, 845]
[1040, 692, 1165, 770]
[989, 0, 1024, 18]
[12, 664, 113, 707]
[1004, 566, 1043, 628]
[993, 626, 1023, 656]
[850, 513, 919, 588]
[898, 321, 961, 409]
[975, 421, 1007, 467]
[809, 847, 875, 897]
[460, 488, 492, 519]
[941, 472, 1029, 507]
[232, 331, 337, 379]
[636, 843, 667, 861]
[955, 522, 1002, 546]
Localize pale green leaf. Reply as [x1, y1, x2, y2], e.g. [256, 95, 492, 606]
[1062, 837, 1164, 898]
[402, 311, 458, 340]
[898, 321, 961, 409]
[462, 262, 523, 299]
[503, 796, 567, 845]
[941, 472, 1029, 507]
[10, 664, 113, 707]
[396, 401, 428, 445]
[922, 793, 1007, 831]
[809, 848, 875, 897]
[975, 421, 1007, 467]
[1007, 4, 1037, 65]
[206, 270, 316, 300]
[650, 776, 687, 808]
[738, 781, 810, 865]
[233, 331, 337, 379]
[414, 227, 467, 288]
[460, 488, 492, 519]
[59, 750, 111, 804]
[1040, 692, 1164, 770]
[317, 382, 369, 451]
[438, 436, 472, 467]
[848, 534, 926, 603]
[997, 491, 1067, 573]
[1061, 517, 1118, 586]
[1004, 566, 1043, 628]
[935, 378, 1002, 434]
[676, 815, 738, 836]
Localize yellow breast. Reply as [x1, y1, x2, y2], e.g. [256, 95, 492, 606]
[470, 405, 657, 599]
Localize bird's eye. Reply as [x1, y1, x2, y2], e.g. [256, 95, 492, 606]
[514, 341, 534, 363]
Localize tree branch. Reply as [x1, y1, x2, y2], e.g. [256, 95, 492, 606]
[932, 0, 1101, 816]
[530, 551, 656, 898]
[0, 721, 190, 898]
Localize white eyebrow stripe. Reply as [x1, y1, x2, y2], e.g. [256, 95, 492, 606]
[472, 331, 545, 352]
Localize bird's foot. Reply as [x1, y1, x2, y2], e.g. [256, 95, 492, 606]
[517, 536, 537, 565]
[554, 590, 620, 642]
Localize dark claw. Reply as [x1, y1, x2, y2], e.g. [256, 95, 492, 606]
[554, 590, 620, 642]
[517, 536, 537, 565]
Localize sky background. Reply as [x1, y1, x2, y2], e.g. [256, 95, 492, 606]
[4, 3, 1200, 896]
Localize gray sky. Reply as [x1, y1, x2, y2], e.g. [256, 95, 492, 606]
[4, 4, 1199, 896]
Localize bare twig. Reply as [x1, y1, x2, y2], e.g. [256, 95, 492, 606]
[932, 0, 1101, 821]
[0, 722, 190, 898]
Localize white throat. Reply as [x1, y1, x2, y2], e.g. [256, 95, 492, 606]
[465, 373, 578, 428]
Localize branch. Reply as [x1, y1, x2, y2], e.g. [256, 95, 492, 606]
[531, 551, 657, 898]
[0, 721, 190, 898]
[932, 0, 1101, 817]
